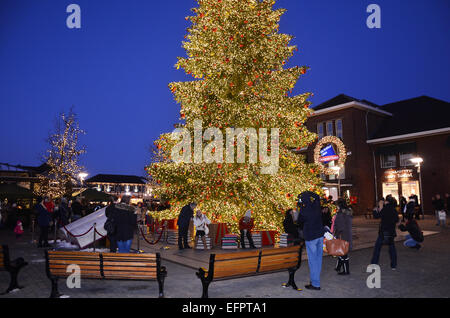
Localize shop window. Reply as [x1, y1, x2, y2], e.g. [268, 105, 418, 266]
[381, 154, 397, 168]
[336, 119, 343, 140]
[317, 123, 324, 140]
[326, 121, 333, 136]
[401, 181, 420, 203]
[382, 182, 399, 202]
[399, 153, 415, 167]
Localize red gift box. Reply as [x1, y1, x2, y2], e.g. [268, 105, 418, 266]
[163, 219, 177, 230]
[257, 230, 277, 246]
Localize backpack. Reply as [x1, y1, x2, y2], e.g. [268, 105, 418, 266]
[104, 218, 116, 236]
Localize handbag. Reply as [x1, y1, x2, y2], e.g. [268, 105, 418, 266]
[325, 238, 349, 256]
[204, 223, 209, 235]
[104, 218, 116, 235]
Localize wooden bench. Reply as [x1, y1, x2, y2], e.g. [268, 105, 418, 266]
[45, 250, 167, 298]
[0, 245, 28, 294]
[196, 244, 303, 298]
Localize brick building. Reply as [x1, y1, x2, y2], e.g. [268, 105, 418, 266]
[299, 94, 450, 215]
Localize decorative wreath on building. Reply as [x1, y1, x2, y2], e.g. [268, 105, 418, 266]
[313, 136, 347, 175]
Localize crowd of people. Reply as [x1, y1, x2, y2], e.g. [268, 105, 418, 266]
[0, 195, 155, 252]
[2, 189, 449, 288]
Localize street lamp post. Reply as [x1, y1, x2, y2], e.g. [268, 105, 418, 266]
[410, 157, 424, 220]
[78, 172, 88, 189]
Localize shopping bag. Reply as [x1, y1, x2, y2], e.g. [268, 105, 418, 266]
[325, 239, 349, 256]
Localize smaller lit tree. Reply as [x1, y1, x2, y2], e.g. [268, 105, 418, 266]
[35, 108, 86, 198]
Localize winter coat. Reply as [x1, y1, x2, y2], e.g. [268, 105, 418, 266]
[109, 203, 137, 242]
[321, 208, 332, 228]
[71, 201, 83, 216]
[177, 205, 194, 228]
[405, 201, 416, 218]
[193, 215, 211, 231]
[333, 208, 353, 250]
[239, 217, 254, 231]
[283, 213, 303, 240]
[374, 203, 399, 237]
[36, 203, 51, 227]
[399, 219, 424, 243]
[432, 198, 445, 211]
[44, 201, 55, 213]
[55, 203, 70, 226]
[297, 191, 325, 241]
[283, 213, 298, 238]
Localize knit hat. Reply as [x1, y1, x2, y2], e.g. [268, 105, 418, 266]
[244, 210, 252, 218]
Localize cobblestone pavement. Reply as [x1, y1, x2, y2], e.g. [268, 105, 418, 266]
[1, 217, 449, 298]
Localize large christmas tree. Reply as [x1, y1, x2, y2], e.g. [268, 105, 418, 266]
[147, 0, 323, 231]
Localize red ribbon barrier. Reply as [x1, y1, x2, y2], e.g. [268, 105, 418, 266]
[139, 223, 166, 245]
[63, 225, 94, 238]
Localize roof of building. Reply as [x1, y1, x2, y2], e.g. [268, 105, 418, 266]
[369, 96, 450, 140]
[85, 174, 147, 185]
[312, 94, 379, 110]
[0, 163, 50, 174]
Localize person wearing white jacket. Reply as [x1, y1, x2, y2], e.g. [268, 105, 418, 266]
[193, 210, 211, 250]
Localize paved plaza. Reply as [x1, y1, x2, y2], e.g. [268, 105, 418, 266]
[1, 216, 449, 298]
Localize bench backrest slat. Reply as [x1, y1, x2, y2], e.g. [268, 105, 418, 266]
[47, 251, 102, 278]
[46, 251, 159, 280]
[101, 252, 158, 280]
[209, 245, 302, 280]
[259, 246, 302, 273]
[213, 250, 260, 279]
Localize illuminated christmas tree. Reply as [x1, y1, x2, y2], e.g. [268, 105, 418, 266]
[35, 109, 86, 198]
[147, 0, 323, 231]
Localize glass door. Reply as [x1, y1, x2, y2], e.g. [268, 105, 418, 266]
[401, 181, 420, 202]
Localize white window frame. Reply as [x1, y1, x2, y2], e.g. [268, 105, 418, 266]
[399, 153, 415, 167]
[381, 154, 397, 168]
[336, 119, 343, 140]
[317, 122, 324, 140]
[326, 121, 333, 136]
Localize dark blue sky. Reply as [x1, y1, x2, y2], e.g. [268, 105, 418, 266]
[1, 0, 449, 177]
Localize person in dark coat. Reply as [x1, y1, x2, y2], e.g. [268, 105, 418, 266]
[54, 197, 70, 227]
[398, 206, 424, 249]
[71, 198, 83, 222]
[333, 198, 353, 275]
[177, 202, 196, 250]
[370, 196, 399, 270]
[297, 191, 325, 290]
[36, 197, 51, 248]
[321, 199, 332, 229]
[283, 209, 302, 246]
[432, 194, 445, 226]
[399, 196, 407, 221]
[6, 203, 18, 230]
[105, 199, 118, 252]
[109, 196, 137, 253]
